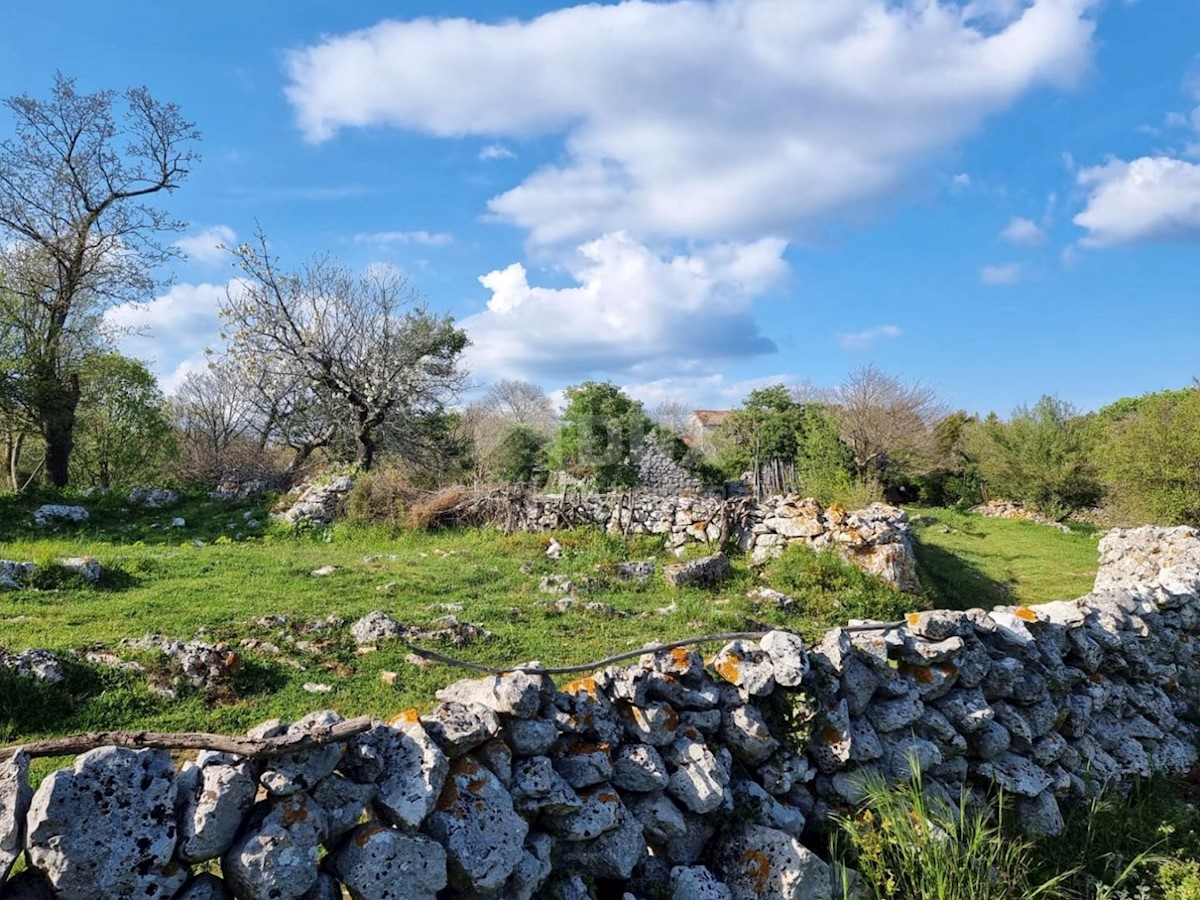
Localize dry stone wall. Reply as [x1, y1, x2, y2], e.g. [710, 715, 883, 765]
[2, 525, 1199, 899]
[635, 443, 704, 495]
[501, 492, 919, 591]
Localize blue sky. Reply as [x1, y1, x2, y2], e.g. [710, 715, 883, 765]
[2, 0, 1198, 416]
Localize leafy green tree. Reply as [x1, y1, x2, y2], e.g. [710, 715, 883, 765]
[715, 385, 856, 500]
[549, 381, 650, 490]
[487, 424, 550, 485]
[73, 354, 175, 488]
[966, 396, 1102, 521]
[1100, 387, 1200, 525]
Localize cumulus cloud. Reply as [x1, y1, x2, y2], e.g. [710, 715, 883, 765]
[285, 0, 1096, 245]
[104, 281, 238, 386]
[1001, 216, 1045, 246]
[479, 143, 516, 161]
[353, 230, 454, 247]
[981, 263, 1022, 284]
[623, 372, 802, 411]
[461, 232, 785, 381]
[174, 225, 236, 266]
[1073, 156, 1200, 246]
[838, 324, 903, 351]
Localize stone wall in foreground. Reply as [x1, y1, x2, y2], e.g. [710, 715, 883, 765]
[1, 526, 1199, 900]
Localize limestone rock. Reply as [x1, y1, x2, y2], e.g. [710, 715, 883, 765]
[310, 773, 377, 844]
[711, 640, 776, 696]
[718, 823, 831, 900]
[25, 747, 186, 900]
[32, 504, 88, 527]
[1, 749, 30, 880]
[425, 755, 528, 894]
[350, 718, 448, 830]
[665, 736, 730, 814]
[422, 701, 502, 757]
[328, 824, 447, 900]
[436, 669, 549, 719]
[671, 865, 733, 900]
[554, 800, 646, 880]
[664, 553, 731, 589]
[259, 711, 345, 796]
[177, 751, 257, 863]
[760, 631, 808, 687]
[222, 793, 328, 900]
[612, 743, 670, 792]
[350, 611, 412, 646]
[175, 874, 233, 900]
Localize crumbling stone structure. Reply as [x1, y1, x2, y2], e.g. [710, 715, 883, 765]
[2, 525, 1197, 899]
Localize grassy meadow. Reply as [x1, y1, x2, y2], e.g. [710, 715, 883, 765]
[0, 490, 1102, 746]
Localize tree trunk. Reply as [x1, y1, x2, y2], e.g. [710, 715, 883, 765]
[38, 372, 81, 487]
[353, 406, 376, 471]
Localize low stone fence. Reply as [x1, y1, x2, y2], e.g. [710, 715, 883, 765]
[2, 525, 1196, 899]
[484, 491, 919, 592]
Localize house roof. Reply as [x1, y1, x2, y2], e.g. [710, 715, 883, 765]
[692, 409, 731, 427]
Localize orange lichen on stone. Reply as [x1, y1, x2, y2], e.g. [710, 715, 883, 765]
[467, 777, 488, 796]
[906, 613, 921, 627]
[819, 724, 847, 746]
[281, 799, 309, 826]
[714, 653, 742, 685]
[1014, 607, 1038, 622]
[935, 662, 958, 678]
[388, 707, 422, 727]
[569, 742, 611, 756]
[451, 756, 480, 777]
[670, 647, 692, 669]
[563, 677, 600, 700]
[662, 704, 679, 731]
[355, 824, 385, 847]
[436, 778, 460, 812]
[739, 849, 772, 892]
[908, 665, 935, 685]
[1088, 673, 1104, 684]
[595, 790, 620, 804]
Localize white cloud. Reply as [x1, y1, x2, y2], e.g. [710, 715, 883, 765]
[623, 372, 801, 411]
[981, 262, 1022, 284]
[354, 230, 454, 247]
[1001, 215, 1045, 246]
[838, 324, 903, 351]
[174, 225, 236, 266]
[159, 355, 212, 395]
[1073, 156, 1200, 247]
[104, 281, 239, 387]
[461, 232, 786, 382]
[479, 143, 516, 161]
[952, 172, 973, 188]
[285, 0, 1096, 245]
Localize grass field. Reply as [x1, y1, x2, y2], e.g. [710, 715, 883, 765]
[0, 492, 1102, 746]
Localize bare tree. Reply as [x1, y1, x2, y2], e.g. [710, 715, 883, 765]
[464, 379, 556, 480]
[829, 364, 947, 484]
[171, 365, 257, 482]
[220, 234, 468, 470]
[650, 399, 691, 435]
[0, 75, 199, 485]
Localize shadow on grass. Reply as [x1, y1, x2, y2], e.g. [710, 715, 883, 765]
[912, 537, 1015, 610]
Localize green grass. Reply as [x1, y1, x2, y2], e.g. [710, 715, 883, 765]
[0, 495, 1106, 745]
[908, 506, 1100, 609]
[0, 489, 931, 744]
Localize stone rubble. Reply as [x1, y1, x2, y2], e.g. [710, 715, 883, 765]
[31, 505, 88, 527]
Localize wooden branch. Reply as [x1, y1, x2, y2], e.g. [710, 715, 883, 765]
[1, 715, 373, 763]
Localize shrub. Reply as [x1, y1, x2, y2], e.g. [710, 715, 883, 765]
[486, 424, 549, 485]
[344, 465, 420, 528]
[834, 768, 1073, 900]
[764, 544, 913, 623]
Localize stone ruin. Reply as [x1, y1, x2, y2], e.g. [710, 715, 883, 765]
[2, 524, 1198, 899]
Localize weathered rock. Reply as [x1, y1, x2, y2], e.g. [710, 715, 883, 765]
[627, 790, 688, 843]
[25, 747, 186, 900]
[512, 756, 581, 816]
[621, 699, 680, 746]
[129, 486, 181, 508]
[722, 703, 780, 765]
[974, 751, 1053, 798]
[58, 556, 101, 582]
[422, 701, 502, 757]
[1, 749, 30, 880]
[177, 751, 257, 863]
[346, 717, 448, 830]
[543, 785, 623, 841]
[174, 874, 232, 900]
[1017, 790, 1065, 836]
[311, 773, 377, 844]
[612, 743, 670, 792]
[222, 794, 328, 900]
[554, 740, 614, 789]
[670, 865, 732, 900]
[665, 736, 730, 814]
[507, 717, 560, 757]
[328, 824, 447, 900]
[0, 647, 67, 683]
[505, 831, 554, 900]
[554, 799, 646, 880]
[436, 669, 548, 719]
[718, 823, 831, 900]
[259, 711, 345, 795]
[664, 553, 731, 589]
[425, 755, 528, 894]
[350, 611, 412, 646]
[760, 631, 808, 687]
[616, 561, 657, 582]
[32, 504, 88, 527]
[711, 641, 776, 696]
